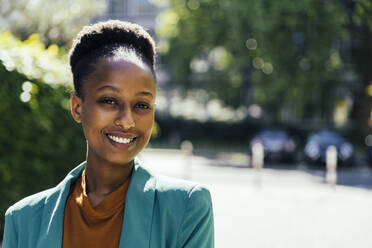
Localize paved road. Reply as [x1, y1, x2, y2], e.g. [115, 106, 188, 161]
[140, 149, 372, 248]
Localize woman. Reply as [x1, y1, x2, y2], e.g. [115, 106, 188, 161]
[2, 20, 214, 248]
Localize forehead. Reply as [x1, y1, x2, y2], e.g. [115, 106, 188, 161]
[96, 56, 152, 77]
[86, 58, 156, 94]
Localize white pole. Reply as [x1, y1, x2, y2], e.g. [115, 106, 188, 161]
[326, 145, 338, 186]
[252, 142, 264, 187]
[181, 140, 193, 180]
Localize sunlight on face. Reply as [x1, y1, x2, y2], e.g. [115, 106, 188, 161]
[72, 58, 156, 167]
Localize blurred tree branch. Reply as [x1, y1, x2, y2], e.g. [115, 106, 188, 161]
[156, 0, 352, 124]
[0, 0, 106, 47]
[342, 0, 372, 133]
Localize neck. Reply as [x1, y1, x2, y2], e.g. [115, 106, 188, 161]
[85, 155, 133, 196]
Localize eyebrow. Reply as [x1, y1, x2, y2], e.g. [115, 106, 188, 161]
[97, 85, 120, 92]
[97, 85, 153, 98]
[136, 91, 154, 98]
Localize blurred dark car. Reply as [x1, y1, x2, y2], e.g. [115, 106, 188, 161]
[250, 130, 296, 163]
[364, 135, 372, 167]
[303, 130, 354, 166]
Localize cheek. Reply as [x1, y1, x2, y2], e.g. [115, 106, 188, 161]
[82, 107, 112, 134]
[136, 114, 154, 136]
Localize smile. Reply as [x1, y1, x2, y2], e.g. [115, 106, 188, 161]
[107, 134, 136, 144]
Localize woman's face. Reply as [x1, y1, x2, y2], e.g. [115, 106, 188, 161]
[70, 58, 156, 167]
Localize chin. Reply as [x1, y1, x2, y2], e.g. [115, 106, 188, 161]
[109, 154, 137, 166]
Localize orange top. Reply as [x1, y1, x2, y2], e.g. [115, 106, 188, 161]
[62, 170, 130, 248]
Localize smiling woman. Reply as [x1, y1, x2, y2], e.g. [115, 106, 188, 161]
[71, 59, 156, 170]
[2, 20, 214, 248]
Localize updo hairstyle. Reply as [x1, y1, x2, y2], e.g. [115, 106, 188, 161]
[69, 20, 156, 98]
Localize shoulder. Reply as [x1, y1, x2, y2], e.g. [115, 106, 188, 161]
[3, 186, 61, 246]
[154, 174, 212, 203]
[137, 164, 213, 218]
[5, 162, 85, 219]
[134, 160, 212, 206]
[6, 187, 58, 218]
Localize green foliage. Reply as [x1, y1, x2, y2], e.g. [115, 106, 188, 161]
[0, 0, 106, 47]
[0, 31, 72, 87]
[355, 0, 372, 29]
[0, 32, 86, 235]
[157, 0, 348, 120]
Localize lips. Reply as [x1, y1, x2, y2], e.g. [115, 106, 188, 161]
[107, 134, 135, 144]
[105, 131, 137, 149]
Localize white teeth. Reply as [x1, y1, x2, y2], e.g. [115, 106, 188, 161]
[108, 135, 134, 144]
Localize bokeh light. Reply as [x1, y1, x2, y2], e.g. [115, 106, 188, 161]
[190, 57, 209, 73]
[262, 62, 273, 74]
[252, 57, 264, 69]
[246, 38, 257, 50]
[366, 83, 372, 96]
[187, 0, 200, 10]
[365, 134, 372, 146]
[20, 91, 31, 102]
[22, 81, 33, 92]
[248, 104, 262, 118]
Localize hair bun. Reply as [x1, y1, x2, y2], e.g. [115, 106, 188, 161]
[69, 20, 156, 71]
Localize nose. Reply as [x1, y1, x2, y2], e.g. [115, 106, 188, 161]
[114, 105, 135, 130]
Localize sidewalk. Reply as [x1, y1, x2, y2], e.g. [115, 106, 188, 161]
[140, 149, 372, 248]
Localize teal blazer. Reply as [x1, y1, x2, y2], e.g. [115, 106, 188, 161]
[2, 158, 214, 247]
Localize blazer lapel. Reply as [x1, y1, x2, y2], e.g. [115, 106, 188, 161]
[119, 158, 156, 248]
[36, 162, 86, 248]
[32, 159, 154, 248]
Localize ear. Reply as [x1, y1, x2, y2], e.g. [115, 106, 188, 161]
[70, 94, 83, 123]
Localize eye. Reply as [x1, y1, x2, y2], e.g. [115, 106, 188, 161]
[134, 102, 151, 110]
[98, 97, 118, 105]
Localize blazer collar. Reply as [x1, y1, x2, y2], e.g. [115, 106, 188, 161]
[36, 158, 156, 248]
[119, 157, 156, 248]
[37, 161, 86, 248]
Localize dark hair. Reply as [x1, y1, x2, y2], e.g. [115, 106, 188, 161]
[69, 20, 156, 98]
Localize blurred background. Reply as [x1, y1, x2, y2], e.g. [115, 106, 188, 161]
[1, 0, 372, 247]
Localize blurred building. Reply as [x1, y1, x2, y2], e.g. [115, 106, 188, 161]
[95, 0, 163, 34]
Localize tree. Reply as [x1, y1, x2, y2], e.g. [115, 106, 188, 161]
[156, 0, 348, 123]
[0, 31, 86, 236]
[342, 0, 372, 134]
[0, 0, 106, 47]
